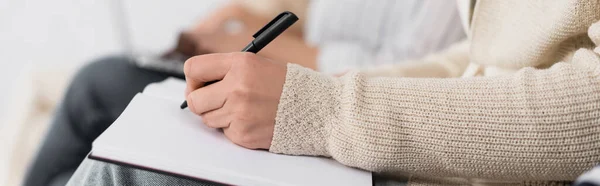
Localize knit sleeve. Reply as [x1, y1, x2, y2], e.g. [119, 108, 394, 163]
[360, 40, 470, 78]
[269, 49, 600, 181]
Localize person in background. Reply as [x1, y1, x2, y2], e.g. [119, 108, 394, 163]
[188, 0, 465, 73]
[67, 0, 600, 185]
[22, 1, 465, 186]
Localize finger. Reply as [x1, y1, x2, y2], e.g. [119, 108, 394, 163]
[185, 78, 195, 97]
[222, 127, 250, 149]
[187, 81, 229, 115]
[184, 75, 219, 98]
[222, 127, 263, 150]
[183, 53, 234, 96]
[200, 107, 232, 128]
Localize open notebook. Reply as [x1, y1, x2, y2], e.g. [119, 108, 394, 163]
[89, 78, 372, 186]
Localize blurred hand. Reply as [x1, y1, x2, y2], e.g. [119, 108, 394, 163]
[184, 52, 286, 149]
[186, 3, 269, 54]
[184, 2, 318, 69]
[191, 3, 267, 33]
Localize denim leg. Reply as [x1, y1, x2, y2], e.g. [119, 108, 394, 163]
[66, 159, 407, 186]
[66, 159, 217, 186]
[23, 56, 173, 186]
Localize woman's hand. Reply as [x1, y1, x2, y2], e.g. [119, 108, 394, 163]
[184, 52, 287, 149]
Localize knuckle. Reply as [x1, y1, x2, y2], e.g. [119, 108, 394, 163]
[201, 114, 216, 127]
[230, 84, 253, 103]
[188, 93, 203, 115]
[187, 95, 199, 115]
[183, 56, 201, 75]
[228, 119, 259, 149]
[207, 121, 221, 128]
[231, 86, 250, 98]
[238, 52, 256, 60]
[237, 121, 252, 134]
[201, 116, 212, 126]
[231, 107, 251, 125]
[190, 107, 203, 116]
[231, 52, 258, 67]
[236, 132, 256, 148]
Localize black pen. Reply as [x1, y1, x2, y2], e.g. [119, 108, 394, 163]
[180, 11, 298, 109]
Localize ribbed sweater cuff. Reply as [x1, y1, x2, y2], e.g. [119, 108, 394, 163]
[269, 64, 340, 156]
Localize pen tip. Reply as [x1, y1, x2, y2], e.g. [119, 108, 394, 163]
[180, 101, 188, 109]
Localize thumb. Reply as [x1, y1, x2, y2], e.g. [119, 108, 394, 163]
[183, 53, 234, 95]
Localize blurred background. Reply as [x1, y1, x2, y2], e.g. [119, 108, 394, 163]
[0, 0, 228, 185]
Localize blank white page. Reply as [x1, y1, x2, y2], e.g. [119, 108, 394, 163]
[91, 93, 371, 186]
[142, 77, 186, 102]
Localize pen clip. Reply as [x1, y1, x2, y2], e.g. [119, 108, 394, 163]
[252, 11, 293, 38]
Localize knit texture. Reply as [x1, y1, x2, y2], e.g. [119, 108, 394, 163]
[270, 0, 600, 185]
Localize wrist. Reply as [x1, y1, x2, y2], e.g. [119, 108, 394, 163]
[269, 64, 340, 156]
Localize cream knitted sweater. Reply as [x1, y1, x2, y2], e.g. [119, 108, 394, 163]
[269, 0, 600, 185]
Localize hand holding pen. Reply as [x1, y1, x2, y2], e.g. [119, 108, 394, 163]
[181, 11, 298, 109]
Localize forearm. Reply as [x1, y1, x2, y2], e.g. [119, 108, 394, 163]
[270, 50, 600, 181]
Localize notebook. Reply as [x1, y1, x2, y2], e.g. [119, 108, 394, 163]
[89, 78, 372, 186]
[141, 77, 187, 102]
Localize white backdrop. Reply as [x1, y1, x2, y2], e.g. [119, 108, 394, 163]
[0, 0, 121, 118]
[0, 0, 225, 123]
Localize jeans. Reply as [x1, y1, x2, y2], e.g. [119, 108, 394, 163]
[66, 159, 218, 186]
[22, 56, 173, 186]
